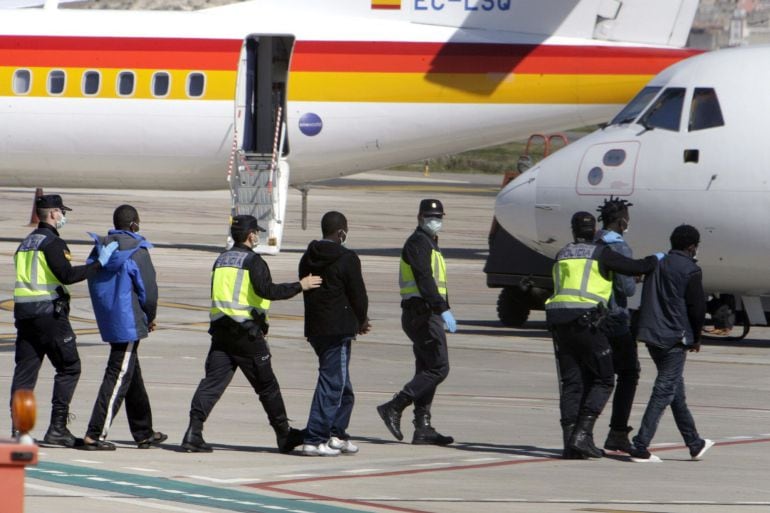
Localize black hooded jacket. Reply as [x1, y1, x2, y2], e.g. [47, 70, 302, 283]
[299, 240, 368, 338]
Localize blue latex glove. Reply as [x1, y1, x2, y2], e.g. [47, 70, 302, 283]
[441, 310, 457, 333]
[97, 241, 119, 266]
[654, 252, 666, 261]
[601, 231, 623, 244]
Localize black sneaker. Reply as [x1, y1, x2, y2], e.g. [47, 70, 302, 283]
[629, 446, 662, 463]
[690, 439, 714, 460]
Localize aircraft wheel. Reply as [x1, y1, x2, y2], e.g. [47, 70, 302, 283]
[497, 287, 530, 327]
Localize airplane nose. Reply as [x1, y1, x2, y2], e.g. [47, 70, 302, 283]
[494, 168, 539, 246]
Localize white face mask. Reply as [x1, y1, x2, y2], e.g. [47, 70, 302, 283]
[340, 230, 348, 247]
[55, 212, 67, 230]
[422, 218, 443, 236]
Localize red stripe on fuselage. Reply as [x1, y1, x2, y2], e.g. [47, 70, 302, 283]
[292, 41, 701, 74]
[0, 36, 242, 70]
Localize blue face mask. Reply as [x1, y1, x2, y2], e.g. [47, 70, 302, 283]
[55, 212, 67, 230]
[422, 218, 443, 236]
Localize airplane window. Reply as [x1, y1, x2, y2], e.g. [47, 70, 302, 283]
[609, 86, 662, 125]
[152, 72, 170, 97]
[83, 71, 100, 96]
[48, 70, 66, 95]
[689, 88, 725, 131]
[639, 87, 685, 131]
[603, 149, 626, 167]
[118, 72, 135, 96]
[187, 73, 205, 98]
[13, 70, 31, 95]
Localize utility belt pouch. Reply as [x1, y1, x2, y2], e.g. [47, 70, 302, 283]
[402, 297, 430, 316]
[52, 286, 70, 318]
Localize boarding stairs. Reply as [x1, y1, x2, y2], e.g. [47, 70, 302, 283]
[228, 110, 289, 255]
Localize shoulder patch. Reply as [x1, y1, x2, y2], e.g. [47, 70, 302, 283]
[63, 250, 72, 261]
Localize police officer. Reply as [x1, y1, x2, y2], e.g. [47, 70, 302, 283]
[595, 197, 640, 453]
[546, 211, 658, 459]
[181, 215, 322, 453]
[377, 199, 456, 446]
[11, 194, 118, 446]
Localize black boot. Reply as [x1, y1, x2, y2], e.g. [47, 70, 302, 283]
[604, 426, 633, 453]
[561, 422, 585, 460]
[43, 407, 78, 447]
[376, 392, 412, 441]
[274, 422, 304, 454]
[412, 412, 454, 446]
[181, 418, 212, 453]
[569, 415, 604, 459]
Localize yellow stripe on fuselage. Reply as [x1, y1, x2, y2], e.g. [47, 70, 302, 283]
[0, 67, 236, 100]
[288, 72, 654, 104]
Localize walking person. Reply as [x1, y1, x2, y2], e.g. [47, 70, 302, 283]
[377, 199, 456, 446]
[81, 205, 166, 450]
[298, 211, 370, 456]
[181, 215, 322, 453]
[629, 225, 713, 462]
[547, 211, 659, 459]
[595, 197, 641, 453]
[10, 194, 117, 446]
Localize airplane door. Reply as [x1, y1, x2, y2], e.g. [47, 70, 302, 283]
[576, 141, 639, 196]
[235, 35, 295, 155]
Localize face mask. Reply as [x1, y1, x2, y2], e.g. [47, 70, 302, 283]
[422, 218, 443, 236]
[55, 212, 67, 230]
[340, 230, 348, 247]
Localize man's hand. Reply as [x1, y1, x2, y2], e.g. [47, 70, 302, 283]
[300, 274, 322, 291]
[148, 321, 157, 333]
[441, 310, 457, 333]
[689, 342, 701, 353]
[358, 320, 372, 335]
[97, 240, 119, 267]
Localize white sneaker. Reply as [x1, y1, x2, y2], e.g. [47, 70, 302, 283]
[691, 439, 715, 461]
[329, 437, 359, 454]
[301, 442, 340, 457]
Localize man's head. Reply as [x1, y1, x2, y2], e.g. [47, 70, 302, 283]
[571, 211, 596, 242]
[321, 211, 348, 245]
[36, 194, 71, 230]
[418, 199, 445, 236]
[230, 215, 265, 246]
[597, 196, 633, 233]
[113, 204, 140, 232]
[670, 224, 700, 255]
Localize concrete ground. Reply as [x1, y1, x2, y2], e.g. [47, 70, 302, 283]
[0, 170, 769, 513]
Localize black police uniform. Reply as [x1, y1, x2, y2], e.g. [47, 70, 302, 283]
[11, 196, 100, 445]
[183, 219, 305, 453]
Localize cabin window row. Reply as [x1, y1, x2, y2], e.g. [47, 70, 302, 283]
[11, 69, 206, 98]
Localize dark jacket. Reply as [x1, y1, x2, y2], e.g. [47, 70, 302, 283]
[87, 230, 157, 343]
[546, 241, 658, 326]
[637, 250, 706, 348]
[402, 227, 449, 314]
[299, 240, 368, 338]
[595, 229, 636, 336]
[210, 243, 302, 355]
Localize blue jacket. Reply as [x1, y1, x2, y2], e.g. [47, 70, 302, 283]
[87, 230, 157, 343]
[595, 229, 636, 336]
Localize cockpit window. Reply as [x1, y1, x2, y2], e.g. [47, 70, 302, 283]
[609, 86, 662, 125]
[688, 88, 724, 131]
[639, 87, 685, 131]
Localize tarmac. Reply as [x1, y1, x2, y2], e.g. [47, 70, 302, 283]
[0, 170, 769, 513]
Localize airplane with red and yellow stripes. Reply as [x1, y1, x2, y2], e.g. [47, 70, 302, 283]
[0, 0, 700, 250]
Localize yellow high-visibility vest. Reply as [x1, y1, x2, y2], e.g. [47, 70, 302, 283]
[545, 242, 612, 312]
[209, 250, 271, 323]
[13, 232, 68, 311]
[399, 248, 447, 300]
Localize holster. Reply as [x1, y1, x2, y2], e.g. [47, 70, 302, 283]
[52, 286, 71, 318]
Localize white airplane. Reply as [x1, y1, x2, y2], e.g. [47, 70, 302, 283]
[0, 0, 700, 251]
[495, 45, 770, 329]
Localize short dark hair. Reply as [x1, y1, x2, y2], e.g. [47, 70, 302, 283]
[597, 196, 633, 227]
[670, 224, 700, 250]
[231, 228, 252, 244]
[321, 211, 347, 238]
[113, 204, 139, 230]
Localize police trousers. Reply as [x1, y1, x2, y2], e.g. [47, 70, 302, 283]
[11, 315, 81, 414]
[189, 335, 288, 430]
[552, 321, 615, 423]
[400, 306, 450, 416]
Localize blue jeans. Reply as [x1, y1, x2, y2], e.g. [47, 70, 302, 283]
[304, 336, 354, 445]
[632, 345, 701, 452]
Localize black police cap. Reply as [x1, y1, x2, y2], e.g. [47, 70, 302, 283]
[571, 211, 596, 232]
[36, 194, 72, 211]
[419, 199, 445, 217]
[231, 214, 265, 233]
